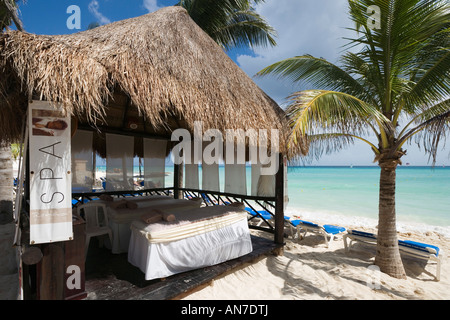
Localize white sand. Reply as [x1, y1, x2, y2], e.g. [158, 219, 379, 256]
[183, 213, 450, 300]
[70, 170, 450, 299]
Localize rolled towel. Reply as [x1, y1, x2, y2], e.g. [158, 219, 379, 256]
[126, 201, 138, 209]
[163, 213, 176, 222]
[189, 197, 202, 203]
[141, 209, 164, 224]
[99, 194, 114, 202]
[229, 202, 245, 210]
[109, 199, 127, 209]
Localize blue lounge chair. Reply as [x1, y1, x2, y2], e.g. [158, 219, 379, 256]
[245, 207, 273, 226]
[398, 240, 441, 281]
[291, 219, 346, 247]
[343, 230, 442, 281]
[343, 230, 377, 249]
[245, 207, 297, 237]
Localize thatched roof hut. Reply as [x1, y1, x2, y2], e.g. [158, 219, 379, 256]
[0, 6, 307, 157]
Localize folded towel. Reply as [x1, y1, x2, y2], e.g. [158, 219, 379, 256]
[109, 199, 127, 209]
[141, 210, 164, 224]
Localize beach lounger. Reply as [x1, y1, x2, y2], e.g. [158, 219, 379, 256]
[245, 207, 273, 226]
[245, 207, 297, 237]
[291, 219, 346, 247]
[343, 230, 377, 250]
[343, 230, 442, 281]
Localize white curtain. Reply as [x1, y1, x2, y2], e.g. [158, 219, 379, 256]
[202, 163, 220, 191]
[184, 142, 199, 189]
[106, 133, 134, 191]
[223, 143, 245, 195]
[256, 170, 275, 197]
[71, 130, 94, 192]
[202, 141, 220, 192]
[251, 163, 262, 196]
[144, 138, 167, 189]
[224, 163, 247, 195]
[251, 148, 276, 197]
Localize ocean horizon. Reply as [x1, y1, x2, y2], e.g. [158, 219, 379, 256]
[96, 165, 450, 235]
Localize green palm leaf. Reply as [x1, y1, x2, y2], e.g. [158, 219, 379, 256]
[176, 0, 276, 50]
[286, 90, 388, 149]
[0, 0, 23, 31]
[257, 55, 370, 101]
[211, 9, 277, 50]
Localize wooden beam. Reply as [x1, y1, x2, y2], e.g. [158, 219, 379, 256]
[274, 153, 285, 248]
[173, 164, 182, 199]
[178, 188, 276, 202]
[76, 124, 171, 141]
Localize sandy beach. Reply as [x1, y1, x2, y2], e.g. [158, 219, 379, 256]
[183, 214, 450, 300]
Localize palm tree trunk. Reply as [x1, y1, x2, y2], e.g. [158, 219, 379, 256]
[374, 156, 406, 279]
[0, 144, 13, 225]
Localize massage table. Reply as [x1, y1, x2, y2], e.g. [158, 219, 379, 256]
[128, 205, 253, 280]
[103, 195, 203, 253]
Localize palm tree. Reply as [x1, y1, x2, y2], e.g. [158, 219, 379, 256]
[0, 0, 23, 224]
[176, 0, 276, 50]
[0, 0, 22, 31]
[257, 0, 449, 279]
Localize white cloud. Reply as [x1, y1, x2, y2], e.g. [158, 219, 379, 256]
[239, 0, 449, 165]
[88, 0, 111, 25]
[237, 0, 353, 106]
[143, 0, 162, 13]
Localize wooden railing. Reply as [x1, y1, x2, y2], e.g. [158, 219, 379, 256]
[179, 188, 277, 232]
[72, 187, 281, 233]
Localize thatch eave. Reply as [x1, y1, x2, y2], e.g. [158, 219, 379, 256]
[0, 6, 308, 157]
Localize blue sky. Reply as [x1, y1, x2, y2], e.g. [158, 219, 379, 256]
[12, 0, 450, 166]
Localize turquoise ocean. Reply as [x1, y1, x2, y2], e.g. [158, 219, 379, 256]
[285, 166, 450, 227]
[98, 165, 450, 235]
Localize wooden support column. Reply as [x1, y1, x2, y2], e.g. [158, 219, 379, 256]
[37, 243, 65, 300]
[173, 164, 183, 199]
[274, 153, 285, 251]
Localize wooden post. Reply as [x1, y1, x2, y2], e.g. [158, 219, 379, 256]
[274, 153, 285, 249]
[173, 164, 183, 199]
[37, 243, 65, 300]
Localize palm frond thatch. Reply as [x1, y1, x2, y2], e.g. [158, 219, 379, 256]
[0, 6, 301, 156]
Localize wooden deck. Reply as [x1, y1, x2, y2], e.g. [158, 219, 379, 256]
[84, 235, 282, 300]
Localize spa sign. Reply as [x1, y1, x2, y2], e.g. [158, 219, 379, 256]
[28, 101, 72, 244]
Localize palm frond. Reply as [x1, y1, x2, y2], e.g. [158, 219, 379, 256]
[211, 9, 277, 50]
[404, 107, 450, 165]
[0, 0, 23, 31]
[291, 132, 355, 163]
[404, 47, 450, 110]
[176, 0, 275, 50]
[347, 0, 450, 113]
[339, 51, 384, 106]
[257, 55, 371, 100]
[296, 131, 381, 163]
[398, 99, 450, 140]
[286, 90, 388, 148]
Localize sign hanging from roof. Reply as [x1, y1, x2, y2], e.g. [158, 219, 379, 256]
[28, 101, 73, 244]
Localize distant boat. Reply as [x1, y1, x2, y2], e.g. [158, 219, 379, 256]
[406, 162, 410, 166]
